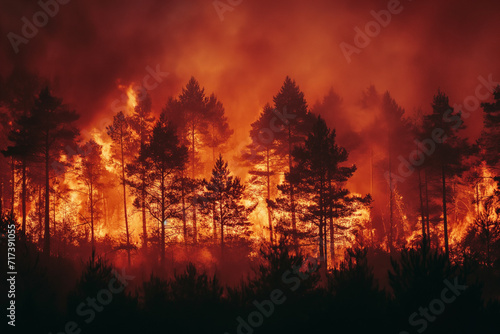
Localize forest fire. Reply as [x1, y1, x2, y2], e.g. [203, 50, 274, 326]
[1, 0, 500, 333]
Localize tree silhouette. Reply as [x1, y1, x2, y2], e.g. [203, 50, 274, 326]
[206, 93, 234, 162]
[283, 115, 368, 269]
[380, 92, 414, 251]
[163, 77, 232, 244]
[418, 90, 470, 259]
[1, 69, 41, 238]
[272, 77, 315, 249]
[0, 110, 10, 218]
[203, 155, 254, 256]
[28, 87, 79, 256]
[77, 139, 105, 255]
[128, 93, 155, 252]
[107, 111, 133, 266]
[479, 85, 500, 169]
[140, 115, 188, 263]
[242, 103, 284, 245]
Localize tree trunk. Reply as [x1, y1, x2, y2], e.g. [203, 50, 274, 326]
[11, 157, 15, 213]
[288, 124, 297, 251]
[191, 124, 197, 244]
[418, 167, 426, 252]
[140, 119, 148, 252]
[90, 182, 95, 255]
[424, 169, 431, 248]
[266, 147, 273, 245]
[21, 160, 27, 239]
[318, 217, 324, 261]
[370, 147, 374, 247]
[160, 170, 166, 264]
[442, 164, 449, 260]
[330, 216, 335, 269]
[141, 171, 148, 252]
[212, 201, 217, 242]
[43, 137, 50, 256]
[219, 200, 224, 257]
[38, 185, 43, 244]
[388, 150, 394, 253]
[181, 171, 188, 246]
[120, 131, 131, 266]
[329, 179, 335, 269]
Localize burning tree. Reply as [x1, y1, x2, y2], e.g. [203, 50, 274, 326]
[418, 90, 470, 260]
[1, 69, 41, 238]
[380, 92, 414, 251]
[203, 155, 254, 256]
[27, 87, 79, 256]
[138, 115, 188, 263]
[107, 110, 134, 266]
[281, 115, 369, 268]
[128, 93, 155, 251]
[77, 139, 105, 255]
[479, 85, 500, 170]
[206, 93, 234, 162]
[272, 77, 315, 249]
[163, 77, 232, 244]
[242, 103, 285, 245]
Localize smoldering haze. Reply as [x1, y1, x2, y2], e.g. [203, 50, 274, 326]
[1, 0, 499, 189]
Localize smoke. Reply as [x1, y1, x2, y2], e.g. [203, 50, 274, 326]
[1, 0, 499, 184]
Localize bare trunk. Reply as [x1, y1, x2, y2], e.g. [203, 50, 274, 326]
[120, 129, 131, 266]
[90, 182, 95, 255]
[389, 150, 394, 253]
[191, 124, 197, 244]
[418, 167, 427, 253]
[181, 171, 188, 246]
[424, 169, 431, 248]
[288, 124, 297, 251]
[38, 185, 43, 244]
[370, 147, 374, 247]
[212, 201, 217, 242]
[142, 173, 148, 251]
[160, 170, 166, 264]
[11, 157, 15, 213]
[329, 179, 335, 268]
[266, 147, 273, 245]
[442, 164, 449, 260]
[21, 160, 27, 239]
[219, 200, 224, 258]
[140, 118, 148, 252]
[330, 216, 335, 269]
[43, 135, 50, 256]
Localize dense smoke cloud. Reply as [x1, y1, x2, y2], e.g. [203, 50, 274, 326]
[1, 0, 499, 184]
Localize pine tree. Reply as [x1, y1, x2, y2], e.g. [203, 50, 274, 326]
[1, 69, 41, 238]
[107, 111, 133, 266]
[273, 77, 315, 249]
[29, 87, 79, 256]
[203, 155, 254, 256]
[242, 104, 284, 245]
[381, 92, 414, 251]
[77, 139, 105, 255]
[163, 78, 232, 244]
[418, 90, 470, 260]
[128, 93, 155, 252]
[140, 115, 188, 263]
[479, 85, 500, 169]
[284, 116, 368, 269]
[206, 93, 234, 162]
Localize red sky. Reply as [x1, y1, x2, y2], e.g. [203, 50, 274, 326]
[1, 0, 499, 191]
